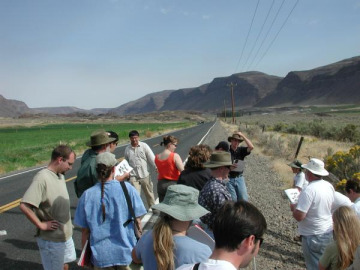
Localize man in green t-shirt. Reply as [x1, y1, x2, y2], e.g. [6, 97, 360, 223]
[20, 145, 76, 270]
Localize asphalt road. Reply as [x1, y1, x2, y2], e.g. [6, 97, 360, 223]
[0, 121, 216, 270]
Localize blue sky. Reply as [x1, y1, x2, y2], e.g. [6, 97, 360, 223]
[1, 0, 359, 109]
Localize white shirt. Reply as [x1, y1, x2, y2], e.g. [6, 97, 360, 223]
[351, 197, 360, 219]
[294, 171, 308, 190]
[331, 191, 353, 213]
[124, 141, 156, 179]
[296, 179, 334, 235]
[176, 259, 237, 270]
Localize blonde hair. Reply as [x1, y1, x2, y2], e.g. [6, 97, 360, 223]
[333, 206, 360, 269]
[152, 214, 175, 270]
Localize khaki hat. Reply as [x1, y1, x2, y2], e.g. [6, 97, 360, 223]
[288, 160, 302, 169]
[96, 152, 119, 167]
[302, 158, 329, 176]
[203, 152, 232, 168]
[152, 185, 209, 221]
[228, 133, 243, 143]
[86, 130, 116, 147]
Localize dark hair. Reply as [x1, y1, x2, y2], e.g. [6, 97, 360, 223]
[107, 130, 119, 142]
[160, 135, 178, 147]
[346, 179, 360, 193]
[185, 144, 212, 170]
[129, 130, 139, 137]
[215, 141, 229, 152]
[51, 145, 75, 161]
[213, 201, 267, 251]
[96, 163, 113, 222]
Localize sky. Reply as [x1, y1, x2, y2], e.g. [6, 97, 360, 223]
[1, 0, 360, 110]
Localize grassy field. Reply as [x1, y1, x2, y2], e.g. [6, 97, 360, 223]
[0, 122, 193, 174]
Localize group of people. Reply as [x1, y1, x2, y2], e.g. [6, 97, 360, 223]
[19, 128, 264, 270]
[288, 158, 360, 270]
[20, 126, 360, 270]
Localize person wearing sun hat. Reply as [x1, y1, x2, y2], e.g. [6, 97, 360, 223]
[198, 151, 233, 237]
[227, 131, 254, 202]
[290, 158, 335, 270]
[132, 184, 212, 270]
[288, 160, 308, 192]
[74, 130, 117, 198]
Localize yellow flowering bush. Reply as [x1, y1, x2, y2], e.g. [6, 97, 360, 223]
[325, 145, 360, 181]
[335, 179, 347, 194]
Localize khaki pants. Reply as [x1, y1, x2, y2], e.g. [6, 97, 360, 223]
[129, 175, 155, 208]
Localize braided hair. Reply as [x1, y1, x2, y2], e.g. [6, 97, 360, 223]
[96, 163, 113, 222]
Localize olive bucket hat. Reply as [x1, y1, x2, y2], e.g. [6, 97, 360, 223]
[152, 185, 209, 221]
[203, 151, 232, 168]
[288, 160, 302, 169]
[86, 130, 116, 147]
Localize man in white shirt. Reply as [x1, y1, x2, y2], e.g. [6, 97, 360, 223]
[124, 130, 157, 208]
[290, 158, 334, 270]
[345, 179, 360, 219]
[177, 201, 267, 270]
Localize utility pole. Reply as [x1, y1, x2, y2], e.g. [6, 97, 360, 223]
[223, 100, 227, 122]
[227, 82, 237, 124]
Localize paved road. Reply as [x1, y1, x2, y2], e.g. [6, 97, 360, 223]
[0, 121, 215, 270]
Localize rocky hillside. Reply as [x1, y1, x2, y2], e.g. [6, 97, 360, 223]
[0, 95, 32, 117]
[256, 56, 360, 106]
[109, 72, 281, 115]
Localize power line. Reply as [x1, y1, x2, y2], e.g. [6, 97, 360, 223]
[234, 0, 260, 73]
[243, 0, 275, 71]
[246, 0, 286, 71]
[254, 0, 299, 68]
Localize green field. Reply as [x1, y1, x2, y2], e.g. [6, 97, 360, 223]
[0, 122, 193, 174]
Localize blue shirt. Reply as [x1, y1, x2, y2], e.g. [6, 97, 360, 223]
[135, 230, 212, 270]
[199, 177, 232, 230]
[74, 180, 146, 267]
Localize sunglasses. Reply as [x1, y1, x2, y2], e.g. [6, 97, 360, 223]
[172, 143, 177, 147]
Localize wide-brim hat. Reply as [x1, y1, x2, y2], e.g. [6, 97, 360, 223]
[203, 152, 232, 168]
[152, 185, 209, 221]
[228, 133, 243, 143]
[302, 158, 329, 176]
[288, 160, 302, 169]
[86, 130, 116, 147]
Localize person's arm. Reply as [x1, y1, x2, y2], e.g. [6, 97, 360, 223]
[131, 248, 142, 264]
[81, 228, 90, 249]
[19, 202, 59, 231]
[115, 172, 130, 182]
[144, 143, 157, 170]
[292, 209, 306, 221]
[174, 153, 184, 172]
[238, 131, 254, 152]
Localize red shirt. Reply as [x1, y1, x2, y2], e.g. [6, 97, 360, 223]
[155, 152, 180, 181]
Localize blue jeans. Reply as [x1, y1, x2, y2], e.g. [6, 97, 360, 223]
[226, 175, 248, 201]
[301, 232, 333, 270]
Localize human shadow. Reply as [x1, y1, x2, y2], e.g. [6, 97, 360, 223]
[4, 238, 38, 251]
[0, 252, 42, 270]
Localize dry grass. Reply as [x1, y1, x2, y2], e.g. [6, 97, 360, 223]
[223, 120, 353, 189]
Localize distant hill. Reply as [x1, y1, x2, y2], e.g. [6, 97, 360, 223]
[256, 56, 360, 107]
[1, 55, 360, 118]
[110, 72, 282, 115]
[0, 95, 32, 117]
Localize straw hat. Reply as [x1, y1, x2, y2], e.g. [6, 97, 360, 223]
[152, 185, 209, 221]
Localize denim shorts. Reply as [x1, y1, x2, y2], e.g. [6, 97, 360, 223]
[37, 237, 76, 270]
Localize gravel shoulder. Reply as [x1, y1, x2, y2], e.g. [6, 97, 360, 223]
[202, 120, 306, 270]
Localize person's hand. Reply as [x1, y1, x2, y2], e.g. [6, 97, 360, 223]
[237, 131, 244, 138]
[290, 203, 297, 212]
[40, 220, 60, 231]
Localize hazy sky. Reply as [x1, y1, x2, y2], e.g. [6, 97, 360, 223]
[1, 0, 359, 109]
